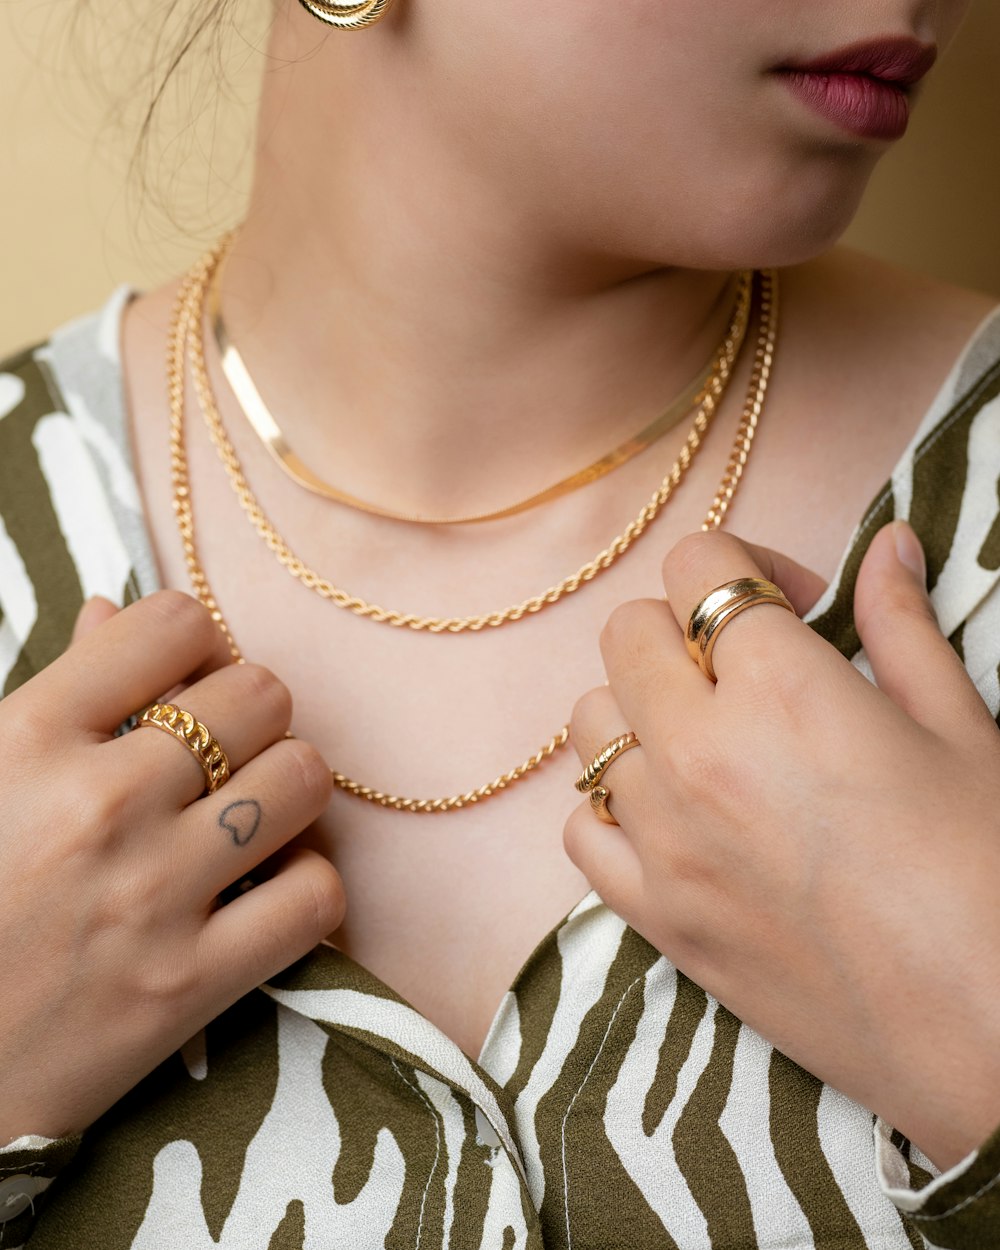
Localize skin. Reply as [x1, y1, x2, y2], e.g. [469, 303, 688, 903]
[0, 592, 343, 1143]
[3, 0, 998, 1181]
[568, 526, 1000, 1170]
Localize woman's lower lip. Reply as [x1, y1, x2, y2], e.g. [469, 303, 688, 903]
[777, 70, 910, 141]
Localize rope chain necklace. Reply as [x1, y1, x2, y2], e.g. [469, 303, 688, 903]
[168, 255, 778, 812]
[181, 239, 754, 633]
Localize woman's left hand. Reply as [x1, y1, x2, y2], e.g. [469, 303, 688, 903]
[566, 521, 1000, 1172]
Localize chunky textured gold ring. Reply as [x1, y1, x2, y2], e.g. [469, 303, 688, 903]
[137, 703, 231, 795]
[575, 731, 640, 826]
[685, 577, 796, 682]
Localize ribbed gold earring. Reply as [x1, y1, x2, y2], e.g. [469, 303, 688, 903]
[297, 0, 396, 29]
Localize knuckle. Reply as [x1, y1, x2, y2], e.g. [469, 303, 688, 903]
[657, 843, 713, 897]
[238, 663, 291, 718]
[739, 644, 800, 694]
[735, 644, 820, 716]
[562, 806, 588, 863]
[87, 859, 156, 922]
[283, 739, 334, 801]
[657, 905, 714, 979]
[249, 915, 291, 978]
[72, 875, 194, 1007]
[0, 692, 47, 754]
[64, 773, 131, 856]
[141, 951, 201, 1012]
[669, 730, 732, 802]
[662, 530, 723, 587]
[599, 599, 645, 655]
[859, 589, 936, 638]
[143, 588, 212, 639]
[599, 598, 669, 670]
[301, 857, 346, 939]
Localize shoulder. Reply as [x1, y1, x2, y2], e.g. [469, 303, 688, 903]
[783, 245, 999, 331]
[797, 252, 1000, 705]
[780, 247, 999, 391]
[774, 248, 999, 499]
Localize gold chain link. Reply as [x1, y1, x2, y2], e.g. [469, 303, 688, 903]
[183, 239, 753, 633]
[168, 255, 778, 812]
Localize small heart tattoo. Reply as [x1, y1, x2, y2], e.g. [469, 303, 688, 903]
[220, 799, 262, 848]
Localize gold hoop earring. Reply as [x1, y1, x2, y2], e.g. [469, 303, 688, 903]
[297, 0, 396, 29]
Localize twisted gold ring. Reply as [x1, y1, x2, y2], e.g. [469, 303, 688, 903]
[685, 577, 796, 682]
[137, 702, 231, 795]
[575, 731, 640, 826]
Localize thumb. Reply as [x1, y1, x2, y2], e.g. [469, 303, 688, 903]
[853, 521, 990, 737]
[70, 596, 121, 646]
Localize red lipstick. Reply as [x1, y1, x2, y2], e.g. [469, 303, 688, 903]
[774, 37, 938, 141]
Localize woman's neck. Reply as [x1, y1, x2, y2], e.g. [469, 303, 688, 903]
[217, 4, 736, 516]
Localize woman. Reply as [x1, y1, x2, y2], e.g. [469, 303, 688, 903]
[0, 0, 998, 1245]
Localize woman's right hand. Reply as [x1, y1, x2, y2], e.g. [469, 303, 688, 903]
[0, 590, 342, 1145]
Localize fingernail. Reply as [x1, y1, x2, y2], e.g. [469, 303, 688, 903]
[893, 520, 926, 582]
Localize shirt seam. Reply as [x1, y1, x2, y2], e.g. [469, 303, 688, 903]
[391, 1059, 442, 1248]
[907, 1166, 1000, 1222]
[561, 973, 645, 1250]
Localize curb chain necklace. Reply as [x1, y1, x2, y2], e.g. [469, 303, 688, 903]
[168, 253, 778, 812]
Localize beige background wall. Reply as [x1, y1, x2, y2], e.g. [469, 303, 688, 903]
[2, 1, 999, 354]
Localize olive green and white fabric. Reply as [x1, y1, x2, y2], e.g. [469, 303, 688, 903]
[1, 290, 999, 1249]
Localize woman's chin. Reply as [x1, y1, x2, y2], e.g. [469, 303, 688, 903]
[728, 163, 878, 270]
[640, 153, 881, 273]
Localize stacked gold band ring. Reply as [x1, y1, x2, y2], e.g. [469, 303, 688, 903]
[137, 702, 231, 795]
[685, 576, 796, 682]
[575, 731, 640, 826]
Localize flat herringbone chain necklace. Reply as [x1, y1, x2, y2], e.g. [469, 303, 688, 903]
[168, 262, 778, 812]
[179, 241, 755, 633]
[208, 232, 751, 526]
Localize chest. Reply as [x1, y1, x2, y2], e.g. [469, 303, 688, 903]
[130, 358, 916, 1061]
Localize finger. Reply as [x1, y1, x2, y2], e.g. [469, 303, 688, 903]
[201, 847, 346, 1000]
[36, 591, 235, 735]
[178, 737, 333, 901]
[569, 683, 634, 770]
[598, 597, 710, 744]
[854, 521, 997, 739]
[115, 661, 294, 807]
[661, 531, 826, 686]
[721, 540, 828, 619]
[563, 802, 643, 917]
[569, 683, 660, 837]
[70, 597, 119, 646]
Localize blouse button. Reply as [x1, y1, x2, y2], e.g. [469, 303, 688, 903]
[0, 1175, 45, 1222]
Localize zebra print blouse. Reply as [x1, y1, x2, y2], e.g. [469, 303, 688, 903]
[1, 286, 999, 1249]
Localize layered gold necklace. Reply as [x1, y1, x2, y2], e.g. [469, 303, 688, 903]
[207, 234, 740, 527]
[168, 243, 778, 811]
